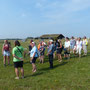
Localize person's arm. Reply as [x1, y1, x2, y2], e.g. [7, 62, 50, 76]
[60, 43, 62, 48]
[68, 42, 70, 50]
[47, 46, 52, 55]
[12, 47, 24, 61]
[9, 45, 12, 53]
[13, 54, 24, 61]
[2, 44, 4, 54]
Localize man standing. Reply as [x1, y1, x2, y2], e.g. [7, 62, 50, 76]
[47, 40, 54, 69]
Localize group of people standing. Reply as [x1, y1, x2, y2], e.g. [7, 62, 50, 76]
[2, 36, 88, 79]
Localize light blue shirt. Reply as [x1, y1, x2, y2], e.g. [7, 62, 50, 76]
[30, 46, 38, 57]
[48, 44, 54, 55]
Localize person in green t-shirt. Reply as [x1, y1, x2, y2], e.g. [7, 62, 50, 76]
[12, 40, 25, 79]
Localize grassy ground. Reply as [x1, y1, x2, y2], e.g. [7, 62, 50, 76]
[0, 40, 90, 90]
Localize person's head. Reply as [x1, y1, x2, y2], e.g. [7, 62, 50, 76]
[4, 40, 8, 44]
[83, 36, 86, 39]
[49, 40, 53, 45]
[30, 40, 33, 44]
[66, 37, 69, 41]
[31, 42, 35, 47]
[15, 40, 21, 46]
[78, 37, 81, 41]
[40, 42, 42, 46]
[71, 36, 74, 39]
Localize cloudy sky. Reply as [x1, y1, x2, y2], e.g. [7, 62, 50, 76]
[0, 0, 90, 39]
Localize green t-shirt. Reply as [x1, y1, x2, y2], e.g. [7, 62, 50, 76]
[12, 46, 24, 62]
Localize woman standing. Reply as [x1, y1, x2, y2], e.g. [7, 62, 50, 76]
[12, 40, 25, 79]
[2, 40, 11, 67]
[64, 37, 70, 59]
[39, 42, 45, 64]
[56, 40, 63, 62]
[76, 37, 83, 58]
[30, 42, 38, 73]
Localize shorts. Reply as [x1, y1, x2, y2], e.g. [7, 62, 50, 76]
[40, 52, 44, 56]
[70, 45, 74, 49]
[14, 61, 23, 68]
[32, 57, 37, 63]
[57, 49, 63, 54]
[3, 51, 10, 56]
[64, 48, 70, 55]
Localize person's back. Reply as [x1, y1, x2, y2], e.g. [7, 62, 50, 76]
[13, 46, 24, 62]
[30, 45, 38, 58]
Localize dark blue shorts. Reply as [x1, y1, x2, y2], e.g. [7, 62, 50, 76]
[32, 57, 37, 63]
[14, 61, 23, 68]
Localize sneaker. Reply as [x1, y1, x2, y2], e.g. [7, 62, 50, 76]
[30, 61, 32, 64]
[4, 64, 6, 67]
[21, 76, 25, 79]
[33, 69, 37, 73]
[15, 77, 19, 80]
[59, 60, 62, 62]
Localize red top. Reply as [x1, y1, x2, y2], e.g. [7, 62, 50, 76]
[3, 44, 10, 51]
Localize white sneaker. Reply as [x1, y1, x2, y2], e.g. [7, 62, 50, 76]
[33, 69, 37, 73]
[15, 77, 19, 80]
[59, 60, 62, 62]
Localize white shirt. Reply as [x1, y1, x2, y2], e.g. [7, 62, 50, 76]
[64, 41, 70, 48]
[76, 41, 83, 48]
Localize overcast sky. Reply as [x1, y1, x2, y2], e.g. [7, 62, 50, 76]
[0, 0, 90, 39]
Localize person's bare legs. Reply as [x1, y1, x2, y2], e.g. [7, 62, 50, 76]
[53, 53, 55, 59]
[40, 56, 42, 63]
[32, 63, 36, 72]
[4, 56, 6, 66]
[7, 56, 10, 65]
[41, 56, 44, 64]
[15, 68, 19, 79]
[20, 68, 24, 78]
[60, 54, 62, 61]
[57, 54, 59, 61]
[58, 54, 62, 62]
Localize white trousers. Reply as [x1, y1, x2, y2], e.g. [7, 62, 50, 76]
[83, 45, 87, 54]
[76, 47, 82, 55]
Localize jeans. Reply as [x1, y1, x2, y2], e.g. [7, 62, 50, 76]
[49, 54, 53, 68]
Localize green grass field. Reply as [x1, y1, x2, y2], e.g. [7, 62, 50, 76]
[0, 40, 90, 90]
